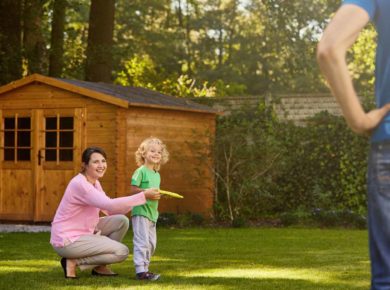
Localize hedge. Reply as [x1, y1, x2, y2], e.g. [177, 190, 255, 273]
[209, 97, 372, 227]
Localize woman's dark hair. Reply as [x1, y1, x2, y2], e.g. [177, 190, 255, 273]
[81, 147, 107, 165]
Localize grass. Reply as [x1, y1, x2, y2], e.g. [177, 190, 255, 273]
[0, 228, 370, 289]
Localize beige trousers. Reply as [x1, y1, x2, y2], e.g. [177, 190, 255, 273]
[53, 214, 129, 271]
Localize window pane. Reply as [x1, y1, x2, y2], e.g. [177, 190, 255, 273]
[4, 149, 14, 161]
[60, 149, 73, 161]
[4, 131, 14, 146]
[18, 117, 30, 129]
[45, 149, 56, 161]
[45, 132, 57, 148]
[17, 149, 30, 161]
[60, 117, 73, 129]
[17, 131, 31, 147]
[46, 117, 57, 130]
[60, 132, 73, 147]
[4, 118, 15, 129]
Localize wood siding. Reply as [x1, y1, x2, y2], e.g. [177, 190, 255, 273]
[125, 107, 215, 216]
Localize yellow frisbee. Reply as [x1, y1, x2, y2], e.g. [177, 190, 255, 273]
[159, 190, 184, 199]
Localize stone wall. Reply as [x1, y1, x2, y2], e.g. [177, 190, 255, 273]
[194, 94, 343, 125]
[272, 93, 342, 125]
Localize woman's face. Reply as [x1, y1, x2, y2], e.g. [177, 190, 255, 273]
[84, 152, 107, 181]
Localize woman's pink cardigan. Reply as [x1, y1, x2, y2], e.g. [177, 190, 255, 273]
[50, 173, 146, 247]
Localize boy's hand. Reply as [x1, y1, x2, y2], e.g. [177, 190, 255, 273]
[144, 188, 161, 200]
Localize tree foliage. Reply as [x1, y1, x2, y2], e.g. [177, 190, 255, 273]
[0, 0, 376, 95]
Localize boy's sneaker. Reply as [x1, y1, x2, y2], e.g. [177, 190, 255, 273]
[136, 272, 160, 281]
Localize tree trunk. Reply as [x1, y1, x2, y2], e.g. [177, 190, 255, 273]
[184, 2, 192, 75]
[85, 0, 115, 83]
[0, 0, 22, 84]
[49, 0, 67, 77]
[23, 0, 47, 74]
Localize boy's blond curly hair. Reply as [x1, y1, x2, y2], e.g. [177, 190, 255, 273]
[135, 137, 169, 171]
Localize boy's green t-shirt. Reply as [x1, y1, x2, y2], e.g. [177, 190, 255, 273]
[131, 165, 160, 222]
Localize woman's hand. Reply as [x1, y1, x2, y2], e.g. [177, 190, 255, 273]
[144, 188, 161, 200]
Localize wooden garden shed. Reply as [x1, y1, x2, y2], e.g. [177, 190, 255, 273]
[0, 74, 217, 222]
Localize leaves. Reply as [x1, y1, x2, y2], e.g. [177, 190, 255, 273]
[0, 0, 376, 95]
[209, 105, 370, 222]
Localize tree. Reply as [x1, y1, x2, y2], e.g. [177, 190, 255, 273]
[226, 0, 340, 94]
[0, 0, 374, 95]
[23, 0, 49, 74]
[114, 0, 185, 80]
[60, 0, 89, 80]
[49, 0, 67, 77]
[348, 26, 376, 95]
[0, 0, 23, 84]
[85, 0, 115, 82]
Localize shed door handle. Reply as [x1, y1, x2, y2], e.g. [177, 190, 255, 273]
[38, 150, 44, 165]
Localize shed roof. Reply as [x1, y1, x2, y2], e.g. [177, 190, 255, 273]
[0, 74, 219, 114]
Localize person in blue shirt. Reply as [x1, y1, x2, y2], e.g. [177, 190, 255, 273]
[317, 1, 390, 288]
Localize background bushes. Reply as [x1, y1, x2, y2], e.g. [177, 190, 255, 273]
[211, 98, 371, 227]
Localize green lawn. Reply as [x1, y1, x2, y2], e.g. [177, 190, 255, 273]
[0, 228, 370, 290]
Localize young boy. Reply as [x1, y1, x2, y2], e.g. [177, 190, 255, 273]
[130, 137, 169, 281]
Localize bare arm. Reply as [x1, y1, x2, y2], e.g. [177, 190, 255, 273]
[317, 4, 390, 135]
[131, 185, 143, 195]
[131, 185, 160, 200]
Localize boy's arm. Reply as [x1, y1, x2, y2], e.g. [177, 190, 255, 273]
[317, 4, 390, 135]
[130, 185, 143, 195]
[130, 168, 143, 195]
[130, 168, 160, 199]
[130, 185, 160, 200]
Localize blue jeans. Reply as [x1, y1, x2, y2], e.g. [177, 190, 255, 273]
[368, 142, 390, 290]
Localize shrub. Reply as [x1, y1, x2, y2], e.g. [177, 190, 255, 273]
[311, 208, 367, 228]
[158, 213, 205, 227]
[210, 101, 370, 227]
[158, 212, 177, 227]
[280, 209, 312, 226]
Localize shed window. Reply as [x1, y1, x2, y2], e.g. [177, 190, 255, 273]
[3, 116, 31, 161]
[45, 116, 74, 162]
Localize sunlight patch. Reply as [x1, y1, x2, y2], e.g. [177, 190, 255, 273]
[0, 260, 56, 266]
[181, 267, 330, 282]
[0, 260, 56, 273]
[153, 256, 186, 262]
[0, 266, 48, 273]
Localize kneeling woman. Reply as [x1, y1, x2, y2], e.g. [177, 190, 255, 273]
[50, 147, 160, 278]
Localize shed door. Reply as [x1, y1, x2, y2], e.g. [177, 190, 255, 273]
[0, 108, 85, 221]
